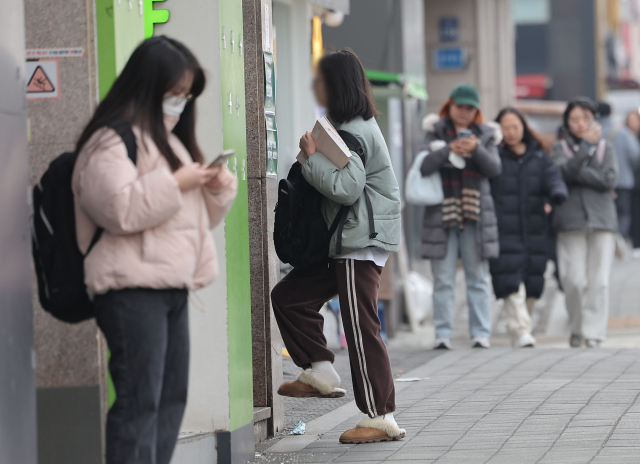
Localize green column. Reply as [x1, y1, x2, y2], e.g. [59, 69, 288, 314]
[219, 0, 254, 432]
[95, 0, 145, 99]
[95, 0, 145, 407]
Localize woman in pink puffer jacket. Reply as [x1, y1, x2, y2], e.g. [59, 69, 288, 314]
[72, 36, 236, 464]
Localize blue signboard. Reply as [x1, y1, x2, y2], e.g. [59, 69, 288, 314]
[432, 47, 467, 71]
[439, 17, 459, 42]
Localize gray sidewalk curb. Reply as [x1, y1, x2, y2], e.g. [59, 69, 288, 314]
[264, 349, 471, 453]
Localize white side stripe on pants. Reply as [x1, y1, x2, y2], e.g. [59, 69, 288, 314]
[346, 259, 378, 417]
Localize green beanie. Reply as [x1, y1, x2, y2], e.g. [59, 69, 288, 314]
[450, 84, 480, 109]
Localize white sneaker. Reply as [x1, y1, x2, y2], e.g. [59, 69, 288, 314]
[472, 336, 490, 349]
[434, 338, 452, 350]
[514, 333, 536, 348]
[585, 339, 601, 349]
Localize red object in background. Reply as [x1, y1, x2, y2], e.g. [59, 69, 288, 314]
[516, 74, 549, 99]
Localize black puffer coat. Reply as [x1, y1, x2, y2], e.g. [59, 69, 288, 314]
[489, 143, 568, 299]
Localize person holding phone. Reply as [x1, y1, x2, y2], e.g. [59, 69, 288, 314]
[418, 84, 502, 350]
[552, 98, 618, 348]
[72, 36, 237, 464]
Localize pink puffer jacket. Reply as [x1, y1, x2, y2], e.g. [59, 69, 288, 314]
[72, 124, 237, 295]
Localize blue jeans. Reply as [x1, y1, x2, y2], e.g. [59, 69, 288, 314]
[431, 223, 492, 340]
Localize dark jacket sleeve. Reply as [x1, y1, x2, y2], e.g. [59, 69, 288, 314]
[419, 131, 450, 176]
[569, 142, 617, 191]
[472, 134, 502, 179]
[541, 152, 568, 203]
[554, 140, 618, 191]
[575, 142, 618, 191]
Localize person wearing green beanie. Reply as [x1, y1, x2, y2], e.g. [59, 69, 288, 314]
[416, 83, 502, 350]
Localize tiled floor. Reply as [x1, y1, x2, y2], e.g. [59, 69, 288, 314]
[252, 348, 640, 464]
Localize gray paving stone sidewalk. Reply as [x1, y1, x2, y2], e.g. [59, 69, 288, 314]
[281, 347, 444, 432]
[252, 348, 640, 464]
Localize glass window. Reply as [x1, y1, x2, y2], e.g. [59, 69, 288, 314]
[512, 0, 550, 24]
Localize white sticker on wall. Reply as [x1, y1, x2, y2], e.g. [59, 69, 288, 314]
[264, 3, 271, 50]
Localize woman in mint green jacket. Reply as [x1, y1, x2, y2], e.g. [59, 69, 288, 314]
[272, 49, 403, 444]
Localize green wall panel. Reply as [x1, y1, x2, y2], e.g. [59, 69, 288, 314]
[96, 0, 145, 100]
[219, 0, 254, 432]
[95, 0, 145, 408]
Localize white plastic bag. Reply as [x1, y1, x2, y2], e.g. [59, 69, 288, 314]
[405, 150, 444, 206]
[404, 271, 433, 327]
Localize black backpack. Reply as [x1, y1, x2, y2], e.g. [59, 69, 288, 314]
[31, 120, 137, 323]
[273, 130, 377, 269]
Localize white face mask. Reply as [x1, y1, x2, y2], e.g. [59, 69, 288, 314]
[163, 94, 189, 118]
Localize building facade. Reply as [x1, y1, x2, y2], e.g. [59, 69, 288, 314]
[0, 1, 36, 463]
[17, 0, 287, 463]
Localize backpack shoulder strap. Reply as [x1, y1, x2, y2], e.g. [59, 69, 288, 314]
[596, 139, 607, 164]
[332, 130, 378, 254]
[107, 119, 137, 165]
[560, 139, 573, 159]
[337, 130, 366, 166]
[87, 119, 137, 255]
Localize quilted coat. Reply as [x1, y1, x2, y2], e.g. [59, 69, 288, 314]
[489, 143, 568, 299]
[72, 123, 237, 295]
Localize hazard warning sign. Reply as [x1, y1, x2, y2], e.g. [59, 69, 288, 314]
[26, 60, 59, 100]
[27, 67, 55, 92]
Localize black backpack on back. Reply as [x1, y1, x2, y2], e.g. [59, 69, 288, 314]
[31, 120, 137, 323]
[273, 130, 377, 269]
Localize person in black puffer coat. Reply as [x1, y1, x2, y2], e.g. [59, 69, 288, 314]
[490, 108, 568, 348]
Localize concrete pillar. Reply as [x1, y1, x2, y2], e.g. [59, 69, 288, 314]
[242, 0, 285, 440]
[25, 0, 106, 462]
[423, 0, 515, 119]
[0, 1, 36, 463]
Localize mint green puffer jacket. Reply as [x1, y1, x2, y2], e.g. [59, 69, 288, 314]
[301, 116, 401, 256]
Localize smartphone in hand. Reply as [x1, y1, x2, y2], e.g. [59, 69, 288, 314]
[208, 149, 235, 168]
[457, 129, 473, 139]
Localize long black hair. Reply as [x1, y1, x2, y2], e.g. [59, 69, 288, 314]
[495, 107, 545, 151]
[318, 49, 378, 124]
[562, 97, 597, 131]
[74, 36, 205, 170]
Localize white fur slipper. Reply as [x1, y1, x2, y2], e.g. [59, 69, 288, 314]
[297, 371, 346, 397]
[355, 416, 406, 438]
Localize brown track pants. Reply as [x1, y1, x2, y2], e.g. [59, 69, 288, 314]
[271, 258, 396, 417]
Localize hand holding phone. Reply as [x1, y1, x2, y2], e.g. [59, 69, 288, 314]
[456, 129, 473, 139]
[459, 134, 477, 154]
[208, 149, 235, 168]
[174, 164, 215, 192]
